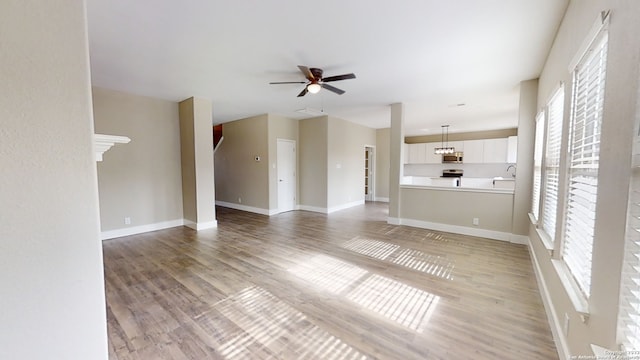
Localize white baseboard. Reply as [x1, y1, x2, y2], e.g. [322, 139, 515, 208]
[101, 219, 184, 240]
[300, 200, 365, 214]
[184, 219, 218, 231]
[327, 200, 365, 213]
[509, 234, 530, 245]
[528, 237, 569, 360]
[388, 217, 529, 244]
[374, 197, 390, 203]
[398, 218, 512, 242]
[387, 217, 401, 225]
[216, 200, 274, 215]
[299, 205, 329, 214]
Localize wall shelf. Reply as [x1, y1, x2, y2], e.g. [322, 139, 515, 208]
[94, 134, 130, 161]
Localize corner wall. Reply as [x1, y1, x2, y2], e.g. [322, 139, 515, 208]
[214, 114, 270, 213]
[93, 87, 184, 235]
[375, 128, 391, 201]
[327, 116, 377, 210]
[299, 116, 329, 210]
[0, 1, 108, 358]
[529, 0, 640, 357]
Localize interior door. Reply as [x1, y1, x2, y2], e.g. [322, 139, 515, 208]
[364, 146, 374, 201]
[277, 139, 296, 213]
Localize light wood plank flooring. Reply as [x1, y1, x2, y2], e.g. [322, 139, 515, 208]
[104, 203, 558, 360]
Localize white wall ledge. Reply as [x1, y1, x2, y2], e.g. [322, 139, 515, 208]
[94, 134, 130, 161]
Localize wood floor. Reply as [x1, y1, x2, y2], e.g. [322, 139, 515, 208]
[104, 203, 558, 360]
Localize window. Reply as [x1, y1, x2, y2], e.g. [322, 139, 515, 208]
[541, 88, 564, 241]
[619, 134, 640, 351]
[561, 32, 608, 297]
[531, 112, 546, 221]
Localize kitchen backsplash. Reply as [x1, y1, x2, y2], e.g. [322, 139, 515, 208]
[404, 163, 516, 178]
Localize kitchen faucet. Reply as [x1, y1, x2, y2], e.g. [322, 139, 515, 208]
[506, 164, 516, 178]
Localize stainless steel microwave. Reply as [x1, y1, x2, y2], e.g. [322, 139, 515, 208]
[442, 152, 463, 163]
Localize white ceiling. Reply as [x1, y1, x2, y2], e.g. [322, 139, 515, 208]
[86, 0, 568, 136]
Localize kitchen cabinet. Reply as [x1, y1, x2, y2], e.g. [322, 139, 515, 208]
[463, 140, 484, 163]
[407, 143, 427, 164]
[483, 138, 508, 163]
[424, 143, 442, 164]
[507, 136, 518, 163]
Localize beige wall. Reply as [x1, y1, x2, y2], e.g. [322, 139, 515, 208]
[299, 116, 329, 209]
[94, 87, 183, 231]
[400, 188, 514, 233]
[268, 114, 299, 209]
[179, 97, 216, 228]
[530, 0, 640, 356]
[0, 1, 108, 358]
[375, 128, 391, 201]
[214, 114, 270, 210]
[327, 116, 377, 209]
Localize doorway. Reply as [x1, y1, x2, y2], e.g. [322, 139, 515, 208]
[277, 139, 296, 213]
[364, 146, 375, 202]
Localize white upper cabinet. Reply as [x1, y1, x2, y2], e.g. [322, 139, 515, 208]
[407, 143, 427, 164]
[507, 136, 518, 163]
[424, 143, 442, 164]
[482, 138, 508, 163]
[405, 137, 515, 164]
[463, 139, 484, 163]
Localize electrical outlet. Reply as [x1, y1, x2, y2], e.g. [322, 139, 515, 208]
[238, 197, 242, 203]
[124, 217, 131, 225]
[472, 217, 479, 226]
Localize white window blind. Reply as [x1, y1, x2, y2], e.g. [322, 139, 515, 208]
[562, 33, 608, 297]
[531, 112, 546, 221]
[541, 88, 564, 241]
[619, 135, 640, 351]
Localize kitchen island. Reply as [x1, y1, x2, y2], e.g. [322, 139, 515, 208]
[393, 177, 522, 243]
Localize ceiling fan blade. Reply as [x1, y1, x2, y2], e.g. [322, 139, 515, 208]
[298, 65, 315, 81]
[269, 81, 306, 84]
[297, 87, 309, 97]
[322, 73, 356, 82]
[321, 83, 345, 95]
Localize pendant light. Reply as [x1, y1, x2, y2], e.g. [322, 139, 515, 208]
[434, 125, 456, 155]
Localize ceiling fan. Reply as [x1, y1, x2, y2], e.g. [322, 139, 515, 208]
[270, 65, 356, 97]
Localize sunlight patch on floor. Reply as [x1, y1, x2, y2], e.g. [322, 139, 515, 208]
[346, 274, 439, 333]
[288, 254, 368, 294]
[214, 286, 368, 360]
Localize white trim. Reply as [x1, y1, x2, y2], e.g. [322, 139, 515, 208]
[398, 218, 513, 242]
[387, 217, 401, 225]
[213, 136, 224, 153]
[509, 234, 529, 245]
[216, 200, 274, 215]
[184, 219, 217, 231]
[528, 237, 570, 360]
[327, 200, 365, 213]
[568, 10, 610, 71]
[552, 259, 590, 317]
[299, 205, 329, 214]
[401, 184, 514, 195]
[94, 134, 130, 162]
[101, 219, 184, 240]
[299, 200, 365, 214]
[374, 197, 390, 203]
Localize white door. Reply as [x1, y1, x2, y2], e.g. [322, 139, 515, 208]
[364, 146, 375, 201]
[277, 139, 296, 213]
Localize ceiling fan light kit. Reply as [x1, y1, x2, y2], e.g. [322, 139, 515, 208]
[434, 125, 456, 155]
[307, 83, 322, 94]
[270, 65, 356, 97]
